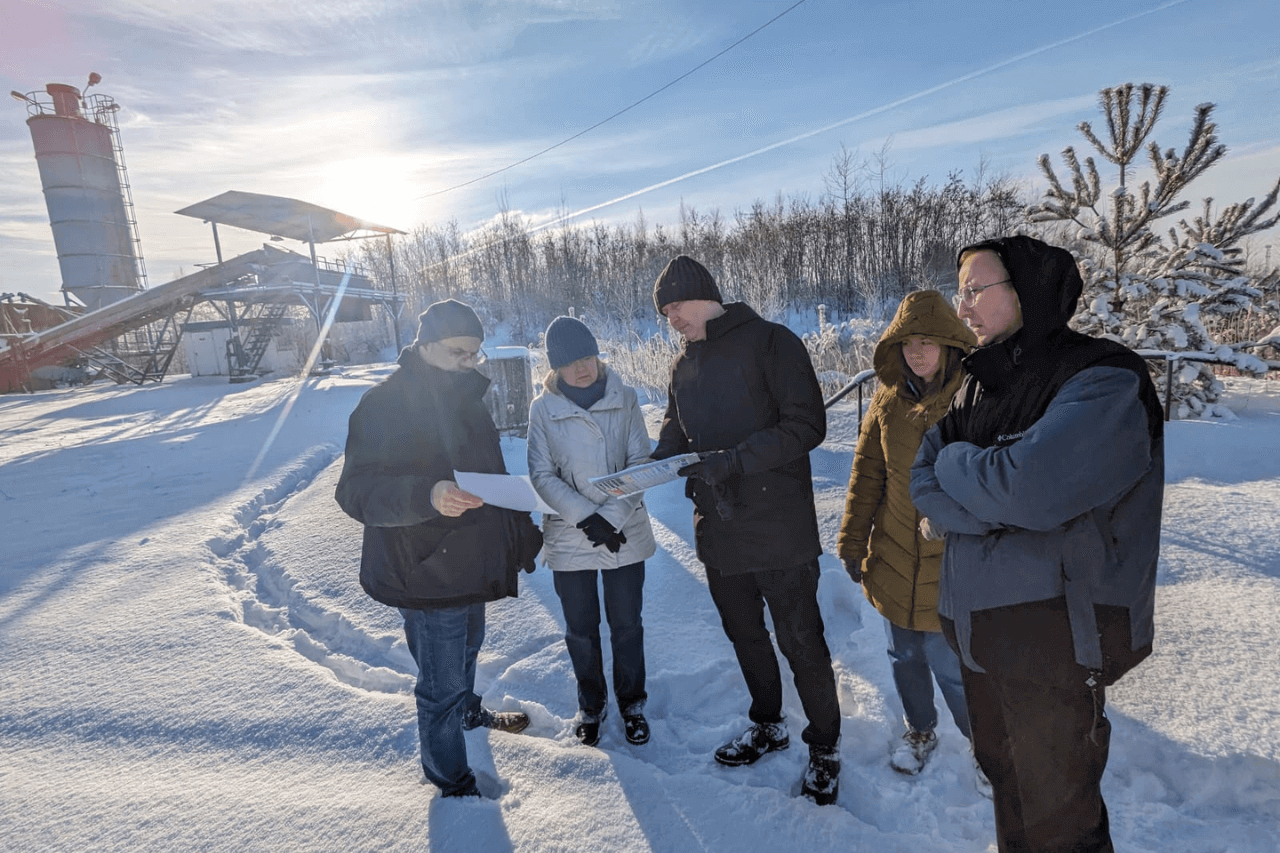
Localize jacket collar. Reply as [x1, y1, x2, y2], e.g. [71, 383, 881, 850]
[399, 345, 491, 398]
[540, 367, 625, 418]
[685, 301, 759, 352]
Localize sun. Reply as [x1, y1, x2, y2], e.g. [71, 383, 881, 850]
[314, 155, 418, 232]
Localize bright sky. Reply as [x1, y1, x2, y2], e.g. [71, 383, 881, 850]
[2, 0, 1278, 304]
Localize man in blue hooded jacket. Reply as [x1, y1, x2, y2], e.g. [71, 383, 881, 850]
[911, 237, 1163, 852]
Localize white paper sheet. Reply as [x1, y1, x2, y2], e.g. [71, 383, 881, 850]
[454, 470, 556, 514]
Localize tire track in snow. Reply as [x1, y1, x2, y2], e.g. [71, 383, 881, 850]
[204, 444, 414, 695]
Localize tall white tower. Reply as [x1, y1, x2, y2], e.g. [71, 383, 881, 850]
[14, 77, 148, 311]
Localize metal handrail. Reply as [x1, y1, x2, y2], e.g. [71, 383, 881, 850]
[1137, 348, 1280, 421]
[823, 368, 878, 429]
[824, 348, 1274, 422]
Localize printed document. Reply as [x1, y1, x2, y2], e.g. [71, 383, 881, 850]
[588, 453, 701, 498]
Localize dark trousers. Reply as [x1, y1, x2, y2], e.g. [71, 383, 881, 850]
[552, 562, 647, 718]
[961, 658, 1114, 853]
[705, 558, 841, 748]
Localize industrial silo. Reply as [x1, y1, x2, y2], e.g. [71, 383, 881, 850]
[14, 79, 148, 311]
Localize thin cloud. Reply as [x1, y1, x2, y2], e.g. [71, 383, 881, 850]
[872, 95, 1100, 152]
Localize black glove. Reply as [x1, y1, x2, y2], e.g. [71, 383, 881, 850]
[603, 529, 627, 554]
[577, 513, 625, 553]
[677, 449, 739, 485]
[842, 558, 863, 584]
[514, 512, 542, 573]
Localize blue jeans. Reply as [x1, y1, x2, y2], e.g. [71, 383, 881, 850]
[552, 562, 646, 718]
[885, 619, 971, 740]
[400, 603, 485, 794]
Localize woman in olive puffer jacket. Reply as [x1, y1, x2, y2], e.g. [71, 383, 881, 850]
[836, 289, 978, 778]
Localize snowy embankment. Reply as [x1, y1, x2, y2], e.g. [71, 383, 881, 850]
[1, 369, 1277, 852]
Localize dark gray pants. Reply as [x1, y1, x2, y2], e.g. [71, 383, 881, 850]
[552, 562, 647, 718]
[957, 638, 1114, 853]
[705, 558, 841, 748]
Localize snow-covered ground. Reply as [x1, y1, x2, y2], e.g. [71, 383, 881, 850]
[2, 367, 1278, 853]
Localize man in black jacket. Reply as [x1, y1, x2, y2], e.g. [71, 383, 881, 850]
[651, 255, 842, 806]
[335, 299, 541, 799]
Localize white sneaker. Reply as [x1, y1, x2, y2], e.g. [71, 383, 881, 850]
[889, 728, 937, 775]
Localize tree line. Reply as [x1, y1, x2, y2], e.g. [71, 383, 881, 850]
[336, 82, 1278, 418]
[346, 150, 1026, 346]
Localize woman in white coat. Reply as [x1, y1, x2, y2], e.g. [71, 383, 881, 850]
[528, 316, 657, 747]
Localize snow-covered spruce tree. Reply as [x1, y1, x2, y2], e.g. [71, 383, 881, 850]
[1028, 83, 1280, 418]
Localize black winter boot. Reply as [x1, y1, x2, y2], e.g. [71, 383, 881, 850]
[623, 713, 650, 745]
[714, 721, 789, 766]
[575, 708, 607, 747]
[801, 744, 840, 806]
[463, 707, 530, 734]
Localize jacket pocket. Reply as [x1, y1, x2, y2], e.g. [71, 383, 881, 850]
[414, 523, 488, 600]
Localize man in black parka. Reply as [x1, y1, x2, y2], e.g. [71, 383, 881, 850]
[335, 299, 541, 799]
[651, 255, 842, 806]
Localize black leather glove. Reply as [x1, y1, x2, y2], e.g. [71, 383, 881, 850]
[842, 558, 863, 584]
[576, 513, 620, 550]
[677, 449, 739, 485]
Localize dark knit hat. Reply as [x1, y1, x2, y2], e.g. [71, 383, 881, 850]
[414, 299, 484, 345]
[653, 255, 722, 313]
[544, 315, 599, 369]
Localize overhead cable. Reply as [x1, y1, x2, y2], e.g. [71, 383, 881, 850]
[419, 0, 809, 199]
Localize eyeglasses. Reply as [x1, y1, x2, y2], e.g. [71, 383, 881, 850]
[441, 345, 486, 365]
[955, 279, 1011, 307]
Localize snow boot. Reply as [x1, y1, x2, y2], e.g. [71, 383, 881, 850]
[575, 708, 606, 747]
[801, 744, 841, 806]
[714, 721, 789, 766]
[889, 728, 937, 775]
[623, 713, 650, 745]
[440, 775, 484, 799]
[463, 707, 530, 734]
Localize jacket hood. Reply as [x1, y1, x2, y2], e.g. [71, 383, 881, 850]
[957, 235, 1084, 352]
[702, 302, 760, 343]
[873, 290, 976, 391]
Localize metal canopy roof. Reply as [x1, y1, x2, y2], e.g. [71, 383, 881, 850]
[175, 190, 404, 243]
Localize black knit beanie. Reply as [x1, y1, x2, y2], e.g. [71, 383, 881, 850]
[544, 315, 599, 369]
[414, 299, 485, 345]
[653, 255, 722, 313]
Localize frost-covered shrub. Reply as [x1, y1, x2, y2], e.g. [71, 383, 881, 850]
[803, 315, 885, 400]
[1029, 83, 1280, 417]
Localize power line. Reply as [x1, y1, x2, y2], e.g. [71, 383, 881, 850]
[516, 0, 1194, 236]
[419, 0, 809, 200]
[408, 0, 1190, 277]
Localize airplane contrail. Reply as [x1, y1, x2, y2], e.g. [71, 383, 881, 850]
[412, 0, 1188, 276]
[526, 0, 1191, 235]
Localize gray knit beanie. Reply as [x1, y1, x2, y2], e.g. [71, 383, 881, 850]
[544, 315, 599, 369]
[414, 299, 484, 345]
[653, 255, 722, 313]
